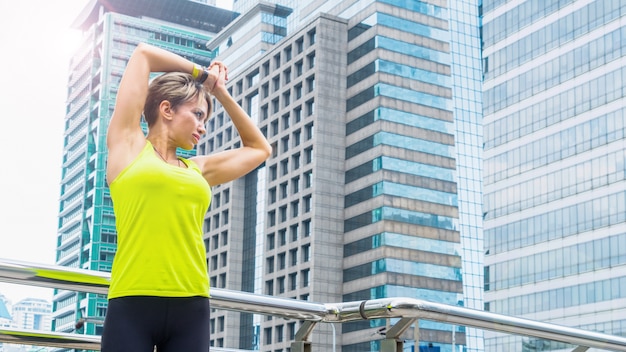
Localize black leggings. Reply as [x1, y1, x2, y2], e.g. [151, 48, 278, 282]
[101, 296, 210, 352]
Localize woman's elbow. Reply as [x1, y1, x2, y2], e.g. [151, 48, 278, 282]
[261, 143, 272, 160]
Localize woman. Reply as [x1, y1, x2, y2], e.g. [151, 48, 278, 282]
[101, 42, 271, 351]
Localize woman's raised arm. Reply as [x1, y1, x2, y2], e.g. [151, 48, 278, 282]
[106, 43, 202, 183]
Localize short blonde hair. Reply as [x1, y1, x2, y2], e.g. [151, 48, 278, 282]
[144, 72, 212, 126]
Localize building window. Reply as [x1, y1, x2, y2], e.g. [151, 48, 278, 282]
[291, 200, 299, 217]
[278, 252, 286, 270]
[284, 68, 292, 84]
[263, 61, 270, 76]
[213, 214, 220, 229]
[295, 83, 303, 99]
[270, 165, 277, 181]
[264, 327, 272, 346]
[296, 37, 304, 53]
[288, 322, 296, 339]
[308, 29, 316, 45]
[211, 256, 218, 271]
[236, 80, 243, 95]
[290, 224, 299, 241]
[274, 53, 281, 69]
[302, 244, 310, 262]
[293, 130, 301, 146]
[306, 75, 315, 92]
[281, 159, 289, 175]
[289, 273, 297, 291]
[222, 210, 229, 225]
[276, 324, 284, 342]
[247, 70, 260, 88]
[305, 147, 313, 164]
[269, 187, 277, 203]
[268, 210, 276, 227]
[301, 269, 310, 287]
[261, 82, 270, 98]
[284, 45, 292, 61]
[292, 176, 300, 193]
[273, 75, 280, 92]
[294, 106, 302, 122]
[278, 276, 285, 294]
[265, 281, 274, 296]
[218, 316, 225, 332]
[290, 248, 298, 266]
[272, 98, 280, 113]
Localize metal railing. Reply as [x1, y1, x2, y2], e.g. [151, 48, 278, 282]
[1, 258, 626, 351]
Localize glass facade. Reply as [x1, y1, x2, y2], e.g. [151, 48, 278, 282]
[449, 0, 485, 351]
[482, 0, 626, 350]
[341, 1, 469, 350]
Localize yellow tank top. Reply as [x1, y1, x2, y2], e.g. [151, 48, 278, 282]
[108, 141, 211, 299]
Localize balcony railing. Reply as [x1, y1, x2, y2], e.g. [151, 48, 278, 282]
[1, 258, 626, 351]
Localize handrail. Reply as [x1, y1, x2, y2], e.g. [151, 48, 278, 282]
[0, 327, 100, 350]
[0, 326, 250, 352]
[2, 258, 626, 351]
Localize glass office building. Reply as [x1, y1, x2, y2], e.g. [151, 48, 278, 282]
[53, 0, 234, 341]
[449, 0, 485, 351]
[482, 0, 626, 350]
[205, 0, 484, 351]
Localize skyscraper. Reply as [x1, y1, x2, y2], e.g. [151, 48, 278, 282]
[482, 0, 626, 350]
[205, 1, 484, 351]
[53, 0, 235, 340]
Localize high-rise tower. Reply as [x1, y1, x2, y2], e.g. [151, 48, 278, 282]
[482, 0, 626, 350]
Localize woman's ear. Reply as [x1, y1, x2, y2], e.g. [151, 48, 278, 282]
[159, 100, 174, 121]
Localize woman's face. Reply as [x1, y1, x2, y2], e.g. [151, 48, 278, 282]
[171, 95, 209, 150]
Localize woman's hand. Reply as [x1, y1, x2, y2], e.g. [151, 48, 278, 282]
[205, 61, 228, 97]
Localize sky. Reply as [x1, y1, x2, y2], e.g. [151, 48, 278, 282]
[0, 0, 233, 306]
